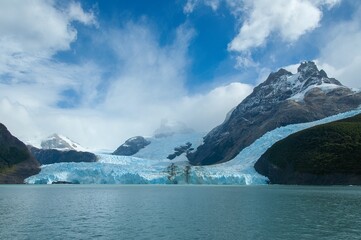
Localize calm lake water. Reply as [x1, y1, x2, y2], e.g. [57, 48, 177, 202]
[0, 185, 361, 240]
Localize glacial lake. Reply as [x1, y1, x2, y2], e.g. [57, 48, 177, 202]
[1, 185, 361, 240]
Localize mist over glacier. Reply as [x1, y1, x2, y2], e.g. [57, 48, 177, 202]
[25, 109, 361, 185]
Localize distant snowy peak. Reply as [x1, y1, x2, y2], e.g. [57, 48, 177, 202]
[41, 134, 87, 152]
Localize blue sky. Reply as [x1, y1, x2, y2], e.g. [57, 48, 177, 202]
[0, 0, 360, 149]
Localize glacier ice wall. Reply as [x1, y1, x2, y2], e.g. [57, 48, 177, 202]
[25, 109, 361, 185]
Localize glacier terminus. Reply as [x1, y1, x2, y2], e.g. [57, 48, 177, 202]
[25, 109, 361, 185]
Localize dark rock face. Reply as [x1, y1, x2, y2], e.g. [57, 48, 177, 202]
[30, 147, 97, 165]
[113, 136, 151, 156]
[255, 114, 361, 185]
[167, 142, 193, 160]
[0, 123, 40, 183]
[52, 181, 78, 184]
[188, 61, 361, 165]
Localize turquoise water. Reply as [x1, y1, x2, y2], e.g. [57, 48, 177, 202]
[0, 185, 361, 240]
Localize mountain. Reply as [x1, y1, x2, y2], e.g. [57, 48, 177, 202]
[41, 133, 87, 151]
[29, 147, 97, 165]
[112, 132, 203, 160]
[113, 136, 151, 156]
[28, 134, 96, 165]
[0, 123, 40, 183]
[112, 120, 197, 158]
[26, 109, 361, 184]
[255, 113, 361, 185]
[188, 61, 361, 165]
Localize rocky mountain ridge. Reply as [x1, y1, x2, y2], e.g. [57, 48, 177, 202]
[30, 147, 97, 165]
[188, 61, 361, 165]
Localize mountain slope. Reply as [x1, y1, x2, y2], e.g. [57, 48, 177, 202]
[255, 113, 361, 185]
[113, 136, 151, 156]
[188, 61, 361, 165]
[28, 134, 96, 166]
[0, 123, 40, 183]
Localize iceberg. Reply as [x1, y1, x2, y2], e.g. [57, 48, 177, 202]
[25, 109, 361, 185]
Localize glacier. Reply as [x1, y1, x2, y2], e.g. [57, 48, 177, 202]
[25, 109, 361, 185]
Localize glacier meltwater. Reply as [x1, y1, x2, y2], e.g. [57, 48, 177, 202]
[25, 109, 361, 185]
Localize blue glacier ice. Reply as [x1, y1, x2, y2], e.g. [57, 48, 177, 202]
[25, 109, 361, 185]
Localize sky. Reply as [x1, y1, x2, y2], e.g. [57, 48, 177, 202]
[1, 0, 360, 150]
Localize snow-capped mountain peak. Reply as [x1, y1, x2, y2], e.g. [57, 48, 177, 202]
[188, 61, 361, 166]
[240, 61, 344, 109]
[40, 134, 87, 152]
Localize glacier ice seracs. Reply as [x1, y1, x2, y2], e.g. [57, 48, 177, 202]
[25, 109, 361, 185]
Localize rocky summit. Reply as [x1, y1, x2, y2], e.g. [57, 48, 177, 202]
[188, 61, 361, 165]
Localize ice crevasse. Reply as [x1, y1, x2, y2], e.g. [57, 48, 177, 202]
[25, 109, 361, 185]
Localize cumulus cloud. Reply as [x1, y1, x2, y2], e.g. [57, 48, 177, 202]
[0, 0, 96, 58]
[185, 0, 340, 68]
[228, 0, 324, 52]
[0, 0, 253, 150]
[281, 2, 361, 89]
[102, 22, 191, 115]
[0, 0, 100, 104]
[89, 22, 253, 148]
[178, 82, 253, 131]
[0, 0, 103, 147]
[67, 1, 97, 26]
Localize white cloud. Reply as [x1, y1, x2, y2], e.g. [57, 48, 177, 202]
[315, 5, 361, 89]
[93, 22, 253, 148]
[184, 0, 337, 51]
[228, 0, 323, 52]
[101, 22, 192, 115]
[67, 1, 97, 26]
[178, 82, 253, 131]
[184, 0, 221, 13]
[0, 0, 104, 147]
[205, 0, 221, 11]
[282, 16, 361, 90]
[314, 0, 341, 8]
[0, 1, 253, 150]
[0, 0, 100, 104]
[184, 0, 340, 69]
[234, 52, 259, 69]
[283, 63, 300, 74]
[0, 0, 96, 57]
[184, 0, 198, 13]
